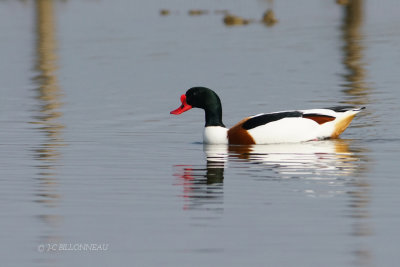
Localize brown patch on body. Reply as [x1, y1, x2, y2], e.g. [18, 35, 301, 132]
[303, 114, 336, 124]
[331, 114, 356, 138]
[228, 118, 256, 145]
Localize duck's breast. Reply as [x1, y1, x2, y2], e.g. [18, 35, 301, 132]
[203, 126, 229, 144]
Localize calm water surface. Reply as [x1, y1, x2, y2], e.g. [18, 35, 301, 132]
[1, 0, 400, 266]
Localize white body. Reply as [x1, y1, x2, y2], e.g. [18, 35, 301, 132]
[247, 117, 322, 144]
[202, 108, 362, 145]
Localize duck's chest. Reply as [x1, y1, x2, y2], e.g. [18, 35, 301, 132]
[203, 126, 229, 144]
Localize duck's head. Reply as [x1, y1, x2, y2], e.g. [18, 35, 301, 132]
[170, 87, 221, 115]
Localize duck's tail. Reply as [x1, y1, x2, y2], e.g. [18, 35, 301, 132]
[331, 107, 365, 138]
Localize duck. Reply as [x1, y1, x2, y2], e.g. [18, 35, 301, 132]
[170, 87, 365, 145]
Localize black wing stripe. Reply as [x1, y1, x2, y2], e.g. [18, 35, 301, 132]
[242, 111, 302, 130]
[324, 106, 355, 112]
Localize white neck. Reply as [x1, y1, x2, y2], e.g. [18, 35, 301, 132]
[203, 126, 228, 144]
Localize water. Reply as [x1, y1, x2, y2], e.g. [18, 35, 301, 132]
[1, 0, 400, 266]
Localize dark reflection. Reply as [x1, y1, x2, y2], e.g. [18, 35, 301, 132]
[32, 0, 64, 250]
[174, 145, 226, 212]
[340, 1, 373, 265]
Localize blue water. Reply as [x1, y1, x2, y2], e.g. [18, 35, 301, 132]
[1, 0, 400, 266]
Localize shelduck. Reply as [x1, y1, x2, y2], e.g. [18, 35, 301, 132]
[170, 87, 364, 145]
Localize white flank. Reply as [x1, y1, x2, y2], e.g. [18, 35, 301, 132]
[203, 126, 229, 144]
[247, 108, 363, 144]
[248, 117, 322, 144]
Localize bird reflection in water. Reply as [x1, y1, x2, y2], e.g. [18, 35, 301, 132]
[228, 140, 362, 182]
[174, 145, 226, 212]
[175, 140, 366, 211]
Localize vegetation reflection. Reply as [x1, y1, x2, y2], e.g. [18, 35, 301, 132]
[340, 1, 373, 265]
[340, 0, 371, 107]
[31, 0, 64, 246]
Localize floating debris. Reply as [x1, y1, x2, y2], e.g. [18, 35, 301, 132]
[160, 9, 170, 16]
[223, 14, 251, 26]
[262, 9, 278, 26]
[188, 9, 208, 16]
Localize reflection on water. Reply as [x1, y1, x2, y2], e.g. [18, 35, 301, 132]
[340, 0, 371, 107]
[175, 140, 367, 211]
[174, 161, 224, 212]
[32, 0, 64, 250]
[340, 1, 373, 265]
[174, 145, 226, 212]
[228, 141, 362, 181]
